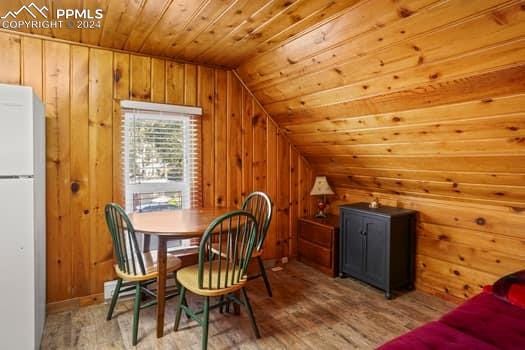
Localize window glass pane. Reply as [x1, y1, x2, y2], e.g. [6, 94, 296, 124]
[122, 105, 201, 215]
[128, 118, 186, 185]
[133, 191, 183, 212]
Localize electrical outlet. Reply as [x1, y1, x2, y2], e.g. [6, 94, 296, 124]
[281, 256, 289, 264]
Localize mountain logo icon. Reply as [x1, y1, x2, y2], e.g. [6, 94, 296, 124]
[1, 3, 48, 19]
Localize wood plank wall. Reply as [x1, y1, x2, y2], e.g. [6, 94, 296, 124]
[0, 31, 315, 304]
[237, 1, 525, 302]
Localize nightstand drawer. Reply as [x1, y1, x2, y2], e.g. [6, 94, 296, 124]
[298, 238, 332, 267]
[297, 215, 339, 277]
[298, 221, 332, 248]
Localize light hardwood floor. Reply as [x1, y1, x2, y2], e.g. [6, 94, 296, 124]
[41, 261, 453, 349]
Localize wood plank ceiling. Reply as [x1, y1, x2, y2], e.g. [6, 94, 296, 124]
[238, 0, 525, 209]
[0, 0, 358, 67]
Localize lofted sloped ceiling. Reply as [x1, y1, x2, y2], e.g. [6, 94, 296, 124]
[237, 0, 525, 208]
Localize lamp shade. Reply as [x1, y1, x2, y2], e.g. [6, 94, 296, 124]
[310, 176, 334, 196]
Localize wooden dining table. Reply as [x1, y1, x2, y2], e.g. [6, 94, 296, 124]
[130, 207, 236, 338]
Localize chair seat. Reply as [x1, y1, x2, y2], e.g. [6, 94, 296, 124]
[210, 242, 262, 258]
[115, 250, 182, 282]
[177, 260, 247, 297]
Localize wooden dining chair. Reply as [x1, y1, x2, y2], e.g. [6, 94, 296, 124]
[104, 203, 184, 346]
[211, 191, 273, 296]
[174, 210, 261, 350]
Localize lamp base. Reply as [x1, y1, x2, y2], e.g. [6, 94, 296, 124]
[315, 211, 328, 218]
[315, 200, 327, 218]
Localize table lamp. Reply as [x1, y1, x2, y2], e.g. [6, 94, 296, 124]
[310, 176, 334, 218]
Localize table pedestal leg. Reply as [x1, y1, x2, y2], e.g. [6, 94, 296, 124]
[156, 237, 167, 338]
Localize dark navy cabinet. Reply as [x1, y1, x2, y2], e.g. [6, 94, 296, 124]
[339, 203, 416, 299]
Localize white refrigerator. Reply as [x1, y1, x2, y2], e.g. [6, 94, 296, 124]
[0, 84, 46, 349]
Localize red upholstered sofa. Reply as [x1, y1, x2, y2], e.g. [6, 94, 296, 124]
[379, 279, 525, 349]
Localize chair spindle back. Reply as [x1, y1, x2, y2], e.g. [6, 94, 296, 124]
[198, 210, 258, 290]
[105, 203, 146, 276]
[242, 192, 272, 252]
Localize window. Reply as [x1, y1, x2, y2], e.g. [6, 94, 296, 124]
[121, 100, 202, 248]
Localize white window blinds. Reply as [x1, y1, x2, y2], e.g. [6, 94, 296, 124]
[121, 101, 202, 213]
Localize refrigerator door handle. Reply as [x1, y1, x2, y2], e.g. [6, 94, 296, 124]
[0, 175, 34, 179]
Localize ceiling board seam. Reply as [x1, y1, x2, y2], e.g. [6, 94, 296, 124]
[279, 93, 525, 128]
[246, 0, 446, 88]
[273, 64, 525, 124]
[199, 0, 287, 62]
[299, 138, 525, 147]
[247, 0, 520, 91]
[169, 0, 243, 56]
[94, 0, 112, 46]
[313, 154, 525, 159]
[135, 0, 178, 52]
[98, 0, 147, 48]
[122, 0, 175, 51]
[119, 0, 153, 48]
[285, 111, 525, 137]
[258, 37, 525, 105]
[224, 0, 366, 67]
[217, 0, 309, 59]
[156, 0, 211, 55]
[301, 150, 525, 156]
[326, 169, 525, 177]
[270, 61, 525, 114]
[297, 136, 525, 147]
[195, 0, 277, 60]
[246, 0, 369, 63]
[302, 153, 525, 158]
[244, 0, 302, 36]
[97, 0, 121, 48]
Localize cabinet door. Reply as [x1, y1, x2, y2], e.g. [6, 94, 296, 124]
[363, 216, 387, 286]
[341, 212, 364, 275]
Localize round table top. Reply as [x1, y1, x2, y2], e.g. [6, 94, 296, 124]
[130, 207, 236, 238]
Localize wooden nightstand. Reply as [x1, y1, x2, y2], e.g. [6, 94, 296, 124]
[297, 215, 340, 277]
